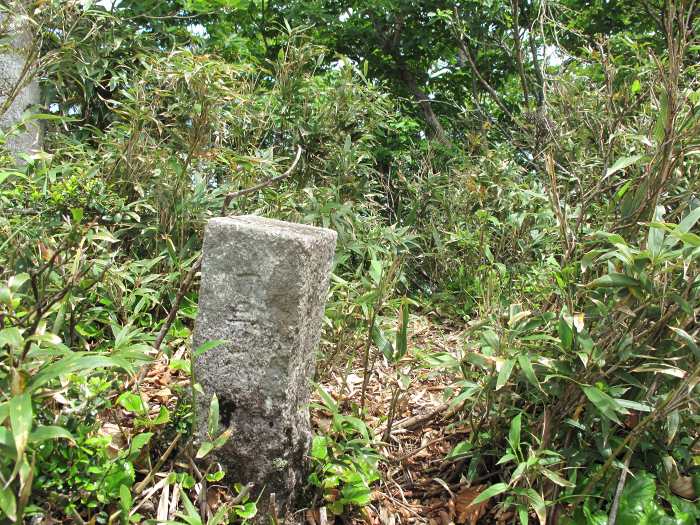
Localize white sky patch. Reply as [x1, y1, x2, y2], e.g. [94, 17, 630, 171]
[94, 0, 121, 9]
[339, 8, 353, 22]
[188, 23, 209, 38]
[544, 44, 564, 67]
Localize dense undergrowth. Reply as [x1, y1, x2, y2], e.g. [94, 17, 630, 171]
[1, 0, 699, 523]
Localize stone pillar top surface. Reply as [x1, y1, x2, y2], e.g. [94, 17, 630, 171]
[208, 215, 337, 243]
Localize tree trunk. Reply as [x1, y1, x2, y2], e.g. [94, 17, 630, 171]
[0, 1, 42, 156]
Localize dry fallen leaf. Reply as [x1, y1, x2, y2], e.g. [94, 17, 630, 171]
[454, 485, 487, 525]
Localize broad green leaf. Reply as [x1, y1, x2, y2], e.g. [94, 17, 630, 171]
[471, 483, 509, 505]
[209, 505, 230, 525]
[10, 392, 32, 459]
[129, 432, 153, 455]
[446, 440, 473, 459]
[508, 413, 522, 455]
[311, 435, 328, 460]
[496, 359, 515, 390]
[558, 318, 573, 350]
[606, 154, 643, 178]
[542, 468, 574, 487]
[341, 482, 371, 506]
[117, 392, 147, 415]
[0, 327, 22, 350]
[482, 329, 500, 351]
[119, 484, 132, 513]
[665, 410, 680, 445]
[617, 471, 656, 525]
[523, 488, 546, 525]
[30, 354, 127, 391]
[212, 427, 232, 449]
[588, 273, 640, 289]
[317, 386, 338, 413]
[29, 425, 74, 444]
[152, 406, 170, 425]
[235, 502, 257, 519]
[616, 399, 652, 412]
[372, 325, 394, 361]
[581, 385, 627, 424]
[669, 326, 700, 359]
[0, 485, 17, 521]
[179, 490, 200, 521]
[517, 354, 542, 391]
[663, 207, 700, 248]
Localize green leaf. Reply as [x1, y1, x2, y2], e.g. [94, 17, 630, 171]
[194, 339, 227, 357]
[542, 468, 574, 487]
[482, 329, 500, 351]
[558, 318, 573, 350]
[117, 392, 147, 415]
[317, 386, 338, 413]
[0, 485, 17, 521]
[29, 425, 74, 444]
[179, 490, 200, 521]
[588, 273, 640, 289]
[606, 154, 643, 178]
[152, 406, 170, 425]
[311, 435, 328, 460]
[208, 394, 220, 436]
[119, 484, 132, 514]
[517, 354, 542, 391]
[647, 206, 665, 256]
[496, 359, 515, 391]
[129, 432, 153, 455]
[676, 206, 700, 235]
[522, 488, 546, 525]
[341, 482, 371, 506]
[0, 327, 22, 350]
[446, 440, 473, 459]
[508, 413, 522, 455]
[212, 428, 232, 450]
[196, 441, 213, 459]
[372, 324, 394, 361]
[581, 385, 627, 424]
[669, 326, 700, 359]
[617, 471, 656, 525]
[30, 354, 128, 391]
[395, 302, 409, 360]
[471, 483, 509, 505]
[235, 501, 257, 519]
[10, 392, 32, 459]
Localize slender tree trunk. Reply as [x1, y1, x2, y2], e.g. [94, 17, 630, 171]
[0, 1, 42, 156]
[397, 65, 452, 146]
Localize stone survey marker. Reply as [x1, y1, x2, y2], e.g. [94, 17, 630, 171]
[0, 3, 42, 155]
[193, 215, 337, 517]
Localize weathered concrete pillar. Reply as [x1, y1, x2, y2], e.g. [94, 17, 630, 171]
[193, 215, 336, 518]
[0, 2, 41, 156]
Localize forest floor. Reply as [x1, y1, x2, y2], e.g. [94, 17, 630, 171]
[308, 317, 504, 525]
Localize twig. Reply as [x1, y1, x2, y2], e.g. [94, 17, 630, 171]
[376, 400, 453, 435]
[221, 145, 303, 214]
[608, 450, 633, 525]
[269, 493, 279, 525]
[134, 432, 182, 495]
